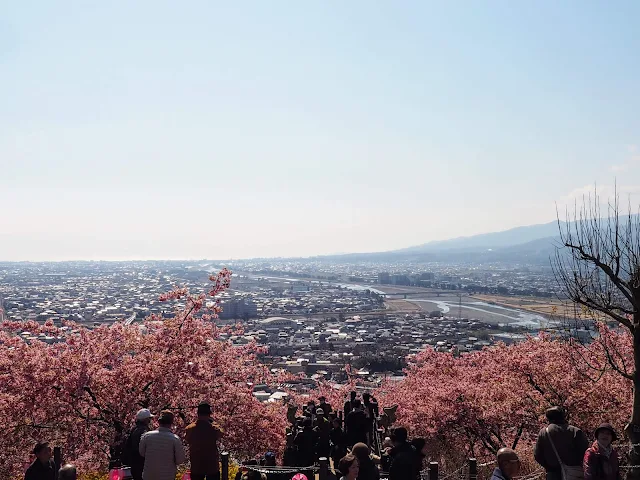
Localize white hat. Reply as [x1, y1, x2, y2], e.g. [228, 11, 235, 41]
[136, 409, 155, 421]
[316, 408, 324, 415]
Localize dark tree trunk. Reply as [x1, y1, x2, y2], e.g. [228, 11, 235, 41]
[627, 319, 640, 480]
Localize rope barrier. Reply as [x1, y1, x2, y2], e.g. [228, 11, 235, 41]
[437, 463, 468, 480]
[241, 464, 320, 474]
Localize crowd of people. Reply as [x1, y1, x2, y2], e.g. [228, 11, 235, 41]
[278, 391, 427, 480]
[25, 401, 223, 480]
[22, 401, 621, 480]
[489, 407, 621, 480]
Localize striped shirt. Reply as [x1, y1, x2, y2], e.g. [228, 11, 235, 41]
[139, 427, 186, 480]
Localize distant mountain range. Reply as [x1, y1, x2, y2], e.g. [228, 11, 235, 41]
[396, 220, 564, 253]
[320, 220, 567, 264]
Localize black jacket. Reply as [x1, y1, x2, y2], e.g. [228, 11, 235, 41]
[294, 427, 318, 466]
[346, 409, 368, 446]
[24, 459, 56, 480]
[123, 422, 150, 471]
[355, 455, 380, 480]
[389, 442, 417, 480]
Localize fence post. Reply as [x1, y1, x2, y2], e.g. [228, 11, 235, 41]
[429, 462, 439, 480]
[319, 457, 328, 480]
[469, 458, 477, 480]
[53, 447, 62, 473]
[221, 452, 229, 480]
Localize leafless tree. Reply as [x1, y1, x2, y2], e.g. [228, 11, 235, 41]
[553, 187, 640, 478]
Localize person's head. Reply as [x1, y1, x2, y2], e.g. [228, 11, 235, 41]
[319, 396, 326, 404]
[264, 452, 276, 466]
[411, 438, 427, 456]
[352, 399, 362, 410]
[332, 418, 341, 429]
[382, 437, 393, 449]
[316, 408, 324, 417]
[135, 408, 155, 426]
[351, 442, 370, 461]
[595, 424, 617, 448]
[546, 407, 566, 425]
[302, 417, 312, 429]
[158, 410, 174, 427]
[362, 392, 371, 403]
[392, 427, 408, 445]
[33, 442, 52, 463]
[197, 401, 213, 418]
[350, 391, 357, 401]
[58, 464, 77, 480]
[338, 454, 359, 479]
[497, 448, 521, 478]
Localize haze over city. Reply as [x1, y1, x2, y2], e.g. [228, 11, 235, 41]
[2, 1, 640, 260]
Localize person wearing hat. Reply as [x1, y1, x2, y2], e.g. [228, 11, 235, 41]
[24, 442, 55, 480]
[123, 409, 155, 480]
[314, 408, 331, 462]
[185, 401, 224, 480]
[584, 424, 620, 480]
[534, 407, 589, 480]
[318, 397, 332, 419]
[139, 410, 185, 480]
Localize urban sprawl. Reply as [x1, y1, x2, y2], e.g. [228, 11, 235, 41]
[0, 260, 593, 402]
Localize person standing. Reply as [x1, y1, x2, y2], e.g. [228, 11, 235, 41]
[330, 418, 348, 469]
[343, 392, 357, 420]
[345, 400, 368, 447]
[411, 438, 427, 480]
[584, 424, 620, 480]
[185, 402, 224, 480]
[294, 418, 318, 467]
[534, 407, 589, 480]
[139, 410, 186, 480]
[24, 442, 56, 480]
[123, 409, 155, 480]
[351, 443, 380, 480]
[388, 427, 416, 480]
[490, 448, 521, 480]
[318, 397, 332, 419]
[314, 408, 331, 462]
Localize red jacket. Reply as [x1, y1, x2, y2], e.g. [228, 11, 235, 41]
[584, 441, 620, 480]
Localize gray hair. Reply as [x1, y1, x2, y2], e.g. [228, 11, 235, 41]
[58, 464, 77, 480]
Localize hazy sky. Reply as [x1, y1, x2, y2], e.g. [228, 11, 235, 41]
[2, 1, 640, 261]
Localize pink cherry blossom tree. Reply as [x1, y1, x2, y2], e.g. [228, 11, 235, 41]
[0, 269, 287, 478]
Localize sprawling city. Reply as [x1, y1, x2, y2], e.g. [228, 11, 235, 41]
[3, 2, 639, 480]
[0, 251, 588, 401]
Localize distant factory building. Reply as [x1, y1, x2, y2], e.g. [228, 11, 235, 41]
[378, 272, 390, 284]
[218, 298, 258, 320]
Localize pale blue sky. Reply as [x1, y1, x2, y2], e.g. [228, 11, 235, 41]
[2, 1, 640, 260]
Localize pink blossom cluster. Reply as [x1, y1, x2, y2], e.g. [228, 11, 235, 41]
[0, 269, 286, 479]
[376, 328, 632, 469]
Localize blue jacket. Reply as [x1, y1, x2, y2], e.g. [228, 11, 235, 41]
[491, 467, 509, 480]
